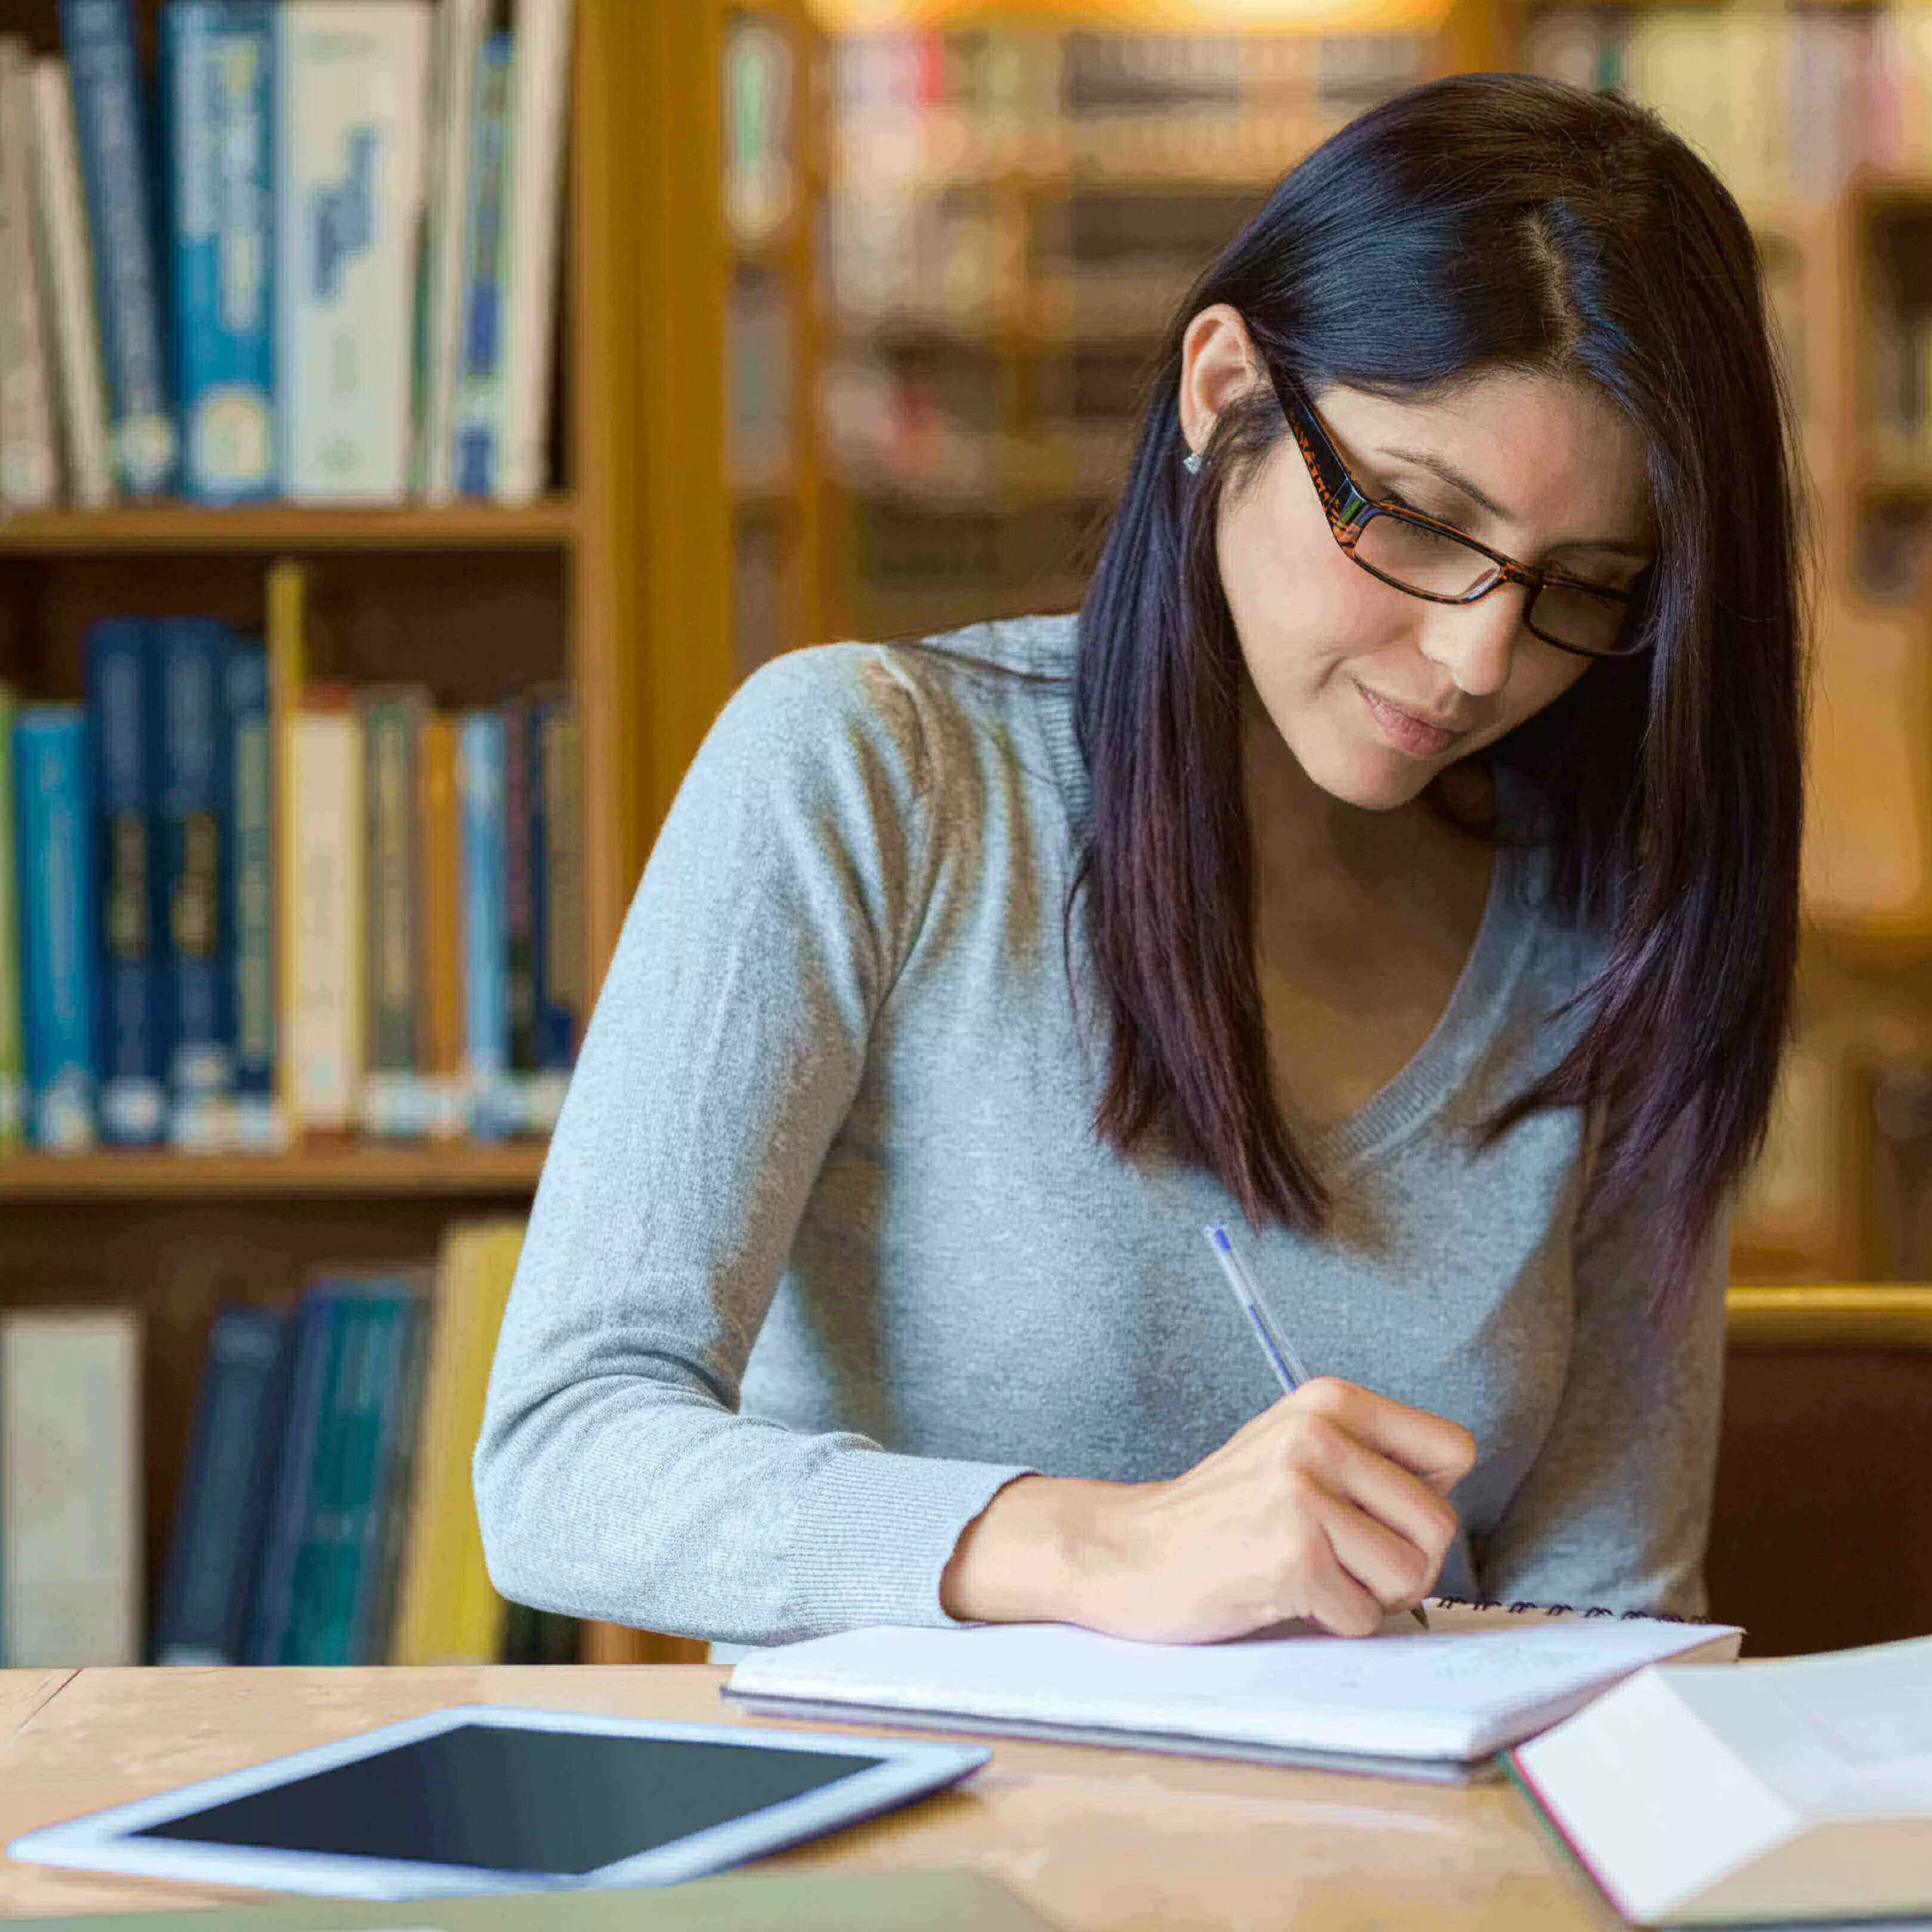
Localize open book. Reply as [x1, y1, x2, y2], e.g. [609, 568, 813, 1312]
[1509, 1635, 1932, 1925]
[723, 1596, 1742, 1784]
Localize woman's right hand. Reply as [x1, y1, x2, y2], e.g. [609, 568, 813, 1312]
[940, 1378, 1478, 1642]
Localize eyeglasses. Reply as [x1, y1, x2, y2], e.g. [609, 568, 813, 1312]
[1254, 361, 1653, 661]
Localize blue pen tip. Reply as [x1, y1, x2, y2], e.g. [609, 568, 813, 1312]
[1206, 1221, 1231, 1251]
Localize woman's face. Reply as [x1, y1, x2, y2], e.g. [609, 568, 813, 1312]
[1183, 310, 1655, 814]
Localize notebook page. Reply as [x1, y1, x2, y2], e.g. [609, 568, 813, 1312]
[728, 1607, 1740, 1762]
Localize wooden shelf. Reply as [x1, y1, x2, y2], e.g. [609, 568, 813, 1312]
[1727, 1284, 1932, 1348]
[0, 498, 580, 557]
[1857, 169, 1932, 207]
[809, 0, 1444, 39]
[1857, 454, 1932, 498]
[0, 1142, 549, 1202]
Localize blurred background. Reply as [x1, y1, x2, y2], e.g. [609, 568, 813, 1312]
[0, 0, 1928, 1672]
[737, 0, 1932, 1291]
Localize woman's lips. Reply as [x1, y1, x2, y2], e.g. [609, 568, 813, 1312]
[1356, 681, 1462, 758]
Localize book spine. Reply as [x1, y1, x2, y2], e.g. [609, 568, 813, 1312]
[0, 38, 60, 509]
[155, 617, 234, 1150]
[56, 0, 177, 496]
[457, 709, 510, 1137]
[495, 0, 574, 505]
[361, 1283, 430, 1663]
[85, 617, 165, 1148]
[417, 712, 464, 1139]
[345, 1287, 419, 1663]
[525, 691, 549, 1067]
[0, 681, 22, 1152]
[500, 692, 535, 1078]
[164, 2, 277, 505]
[274, 1, 432, 503]
[284, 1290, 407, 1666]
[225, 636, 278, 1149]
[0, 1309, 142, 1666]
[266, 558, 306, 1137]
[358, 689, 427, 1137]
[417, 0, 488, 501]
[531, 688, 579, 1073]
[13, 706, 97, 1152]
[449, 30, 511, 499]
[29, 56, 115, 508]
[390, 1217, 521, 1665]
[288, 697, 364, 1136]
[152, 1302, 288, 1665]
[243, 1286, 346, 1665]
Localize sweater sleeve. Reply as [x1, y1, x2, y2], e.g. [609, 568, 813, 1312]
[1475, 1137, 1730, 1621]
[472, 648, 1035, 1646]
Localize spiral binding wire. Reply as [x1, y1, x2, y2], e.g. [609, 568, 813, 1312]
[1429, 1592, 1690, 1625]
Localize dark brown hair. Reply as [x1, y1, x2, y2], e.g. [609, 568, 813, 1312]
[1074, 72, 1805, 1311]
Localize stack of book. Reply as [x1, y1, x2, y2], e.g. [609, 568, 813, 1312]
[0, 1217, 568, 1668]
[0, 0, 574, 515]
[0, 562, 583, 1156]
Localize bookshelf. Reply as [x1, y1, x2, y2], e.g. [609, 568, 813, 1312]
[0, 502, 581, 554]
[0, 1143, 549, 1203]
[0, 0, 740, 1668]
[8, 0, 1929, 1666]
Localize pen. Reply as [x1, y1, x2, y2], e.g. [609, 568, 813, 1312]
[1203, 1220, 1430, 1632]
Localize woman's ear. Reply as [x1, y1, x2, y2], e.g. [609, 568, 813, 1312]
[1178, 305, 1263, 461]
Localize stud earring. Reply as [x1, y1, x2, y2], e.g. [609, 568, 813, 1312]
[1182, 449, 1204, 475]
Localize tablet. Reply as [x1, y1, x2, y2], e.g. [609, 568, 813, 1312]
[5, 1703, 990, 1900]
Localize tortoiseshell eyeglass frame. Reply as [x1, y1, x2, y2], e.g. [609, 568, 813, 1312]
[1255, 358, 1654, 662]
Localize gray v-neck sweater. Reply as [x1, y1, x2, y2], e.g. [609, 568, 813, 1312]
[474, 614, 1727, 1647]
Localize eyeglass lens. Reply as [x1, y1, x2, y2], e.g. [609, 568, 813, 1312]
[1354, 515, 1628, 655]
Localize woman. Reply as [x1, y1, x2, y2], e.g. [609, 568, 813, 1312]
[474, 72, 1801, 1647]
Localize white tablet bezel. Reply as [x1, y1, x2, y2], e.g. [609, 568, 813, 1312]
[5, 1703, 990, 1900]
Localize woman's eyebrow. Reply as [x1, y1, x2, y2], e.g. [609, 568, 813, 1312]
[1376, 441, 1651, 559]
[1376, 441, 1509, 518]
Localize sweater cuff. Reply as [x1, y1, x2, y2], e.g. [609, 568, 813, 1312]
[783, 1448, 1038, 1638]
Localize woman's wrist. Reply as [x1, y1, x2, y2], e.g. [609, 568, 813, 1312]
[940, 1473, 1134, 1626]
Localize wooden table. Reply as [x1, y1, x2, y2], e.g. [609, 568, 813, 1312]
[0, 1666, 1623, 1930]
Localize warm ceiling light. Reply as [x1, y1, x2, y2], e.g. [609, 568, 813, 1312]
[804, 0, 1450, 32]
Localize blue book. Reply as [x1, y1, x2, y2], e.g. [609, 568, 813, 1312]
[282, 1286, 416, 1666]
[85, 619, 165, 1146]
[450, 32, 511, 498]
[501, 694, 536, 1072]
[527, 688, 571, 1071]
[527, 688, 578, 1140]
[153, 618, 234, 1149]
[349, 1287, 421, 1663]
[162, 2, 277, 504]
[153, 1303, 291, 1665]
[242, 1285, 349, 1666]
[57, 0, 178, 496]
[459, 708, 512, 1137]
[224, 637, 276, 1147]
[13, 706, 97, 1151]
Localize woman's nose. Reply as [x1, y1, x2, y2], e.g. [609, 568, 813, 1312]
[1417, 581, 1526, 699]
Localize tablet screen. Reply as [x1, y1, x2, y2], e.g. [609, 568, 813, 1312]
[131, 1724, 888, 1876]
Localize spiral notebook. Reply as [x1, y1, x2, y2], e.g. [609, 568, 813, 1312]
[724, 1597, 1743, 1785]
